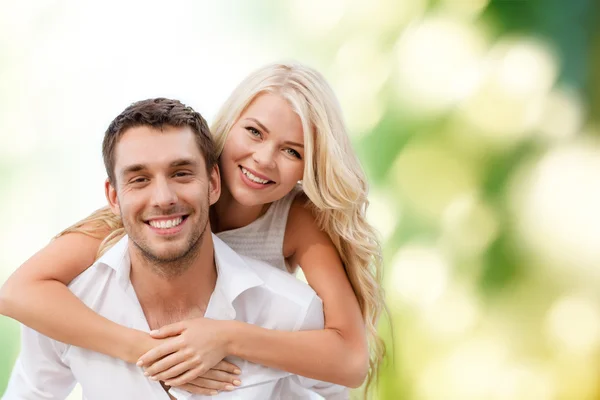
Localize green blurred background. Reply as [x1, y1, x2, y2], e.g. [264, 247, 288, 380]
[2, 0, 600, 399]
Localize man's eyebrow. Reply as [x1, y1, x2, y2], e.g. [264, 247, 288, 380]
[121, 164, 147, 176]
[170, 158, 198, 168]
[246, 117, 270, 134]
[120, 159, 197, 177]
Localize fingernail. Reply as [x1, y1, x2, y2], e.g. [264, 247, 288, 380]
[164, 381, 172, 386]
[150, 376, 157, 381]
[143, 372, 149, 376]
[233, 380, 241, 386]
[150, 329, 159, 335]
[233, 369, 241, 374]
[136, 360, 143, 367]
[225, 385, 235, 391]
[210, 391, 218, 395]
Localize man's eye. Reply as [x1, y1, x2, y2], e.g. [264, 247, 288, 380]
[130, 177, 149, 184]
[246, 127, 262, 138]
[173, 171, 192, 178]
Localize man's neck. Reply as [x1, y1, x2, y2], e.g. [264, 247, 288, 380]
[128, 233, 217, 329]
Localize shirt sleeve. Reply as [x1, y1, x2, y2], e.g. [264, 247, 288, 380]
[294, 294, 325, 331]
[292, 295, 350, 400]
[2, 325, 76, 400]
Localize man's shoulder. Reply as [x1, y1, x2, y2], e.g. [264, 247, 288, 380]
[239, 255, 319, 305]
[66, 262, 117, 308]
[235, 255, 324, 331]
[68, 237, 127, 296]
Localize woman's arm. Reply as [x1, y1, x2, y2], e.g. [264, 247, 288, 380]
[142, 196, 369, 388]
[0, 231, 153, 363]
[0, 227, 243, 393]
[228, 197, 369, 387]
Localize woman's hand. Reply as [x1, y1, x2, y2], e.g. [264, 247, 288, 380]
[137, 318, 239, 385]
[168, 361, 242, 395]
[127, 329, 166, 364]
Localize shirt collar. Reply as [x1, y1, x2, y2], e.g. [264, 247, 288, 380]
[94, 234, 265, 304]
[211, 234, 264, 307]
[94, 235, 131, 290]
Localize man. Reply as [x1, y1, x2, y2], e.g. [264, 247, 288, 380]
[3, 98, 346, 399]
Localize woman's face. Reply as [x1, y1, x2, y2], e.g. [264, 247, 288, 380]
[219, 93, 305, 207]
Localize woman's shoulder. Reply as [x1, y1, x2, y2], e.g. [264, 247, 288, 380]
[283, 190, 320, 255]
[288, 189, 314, 218]
[276, 183, 305, 207]
[270, 184, 308, 228]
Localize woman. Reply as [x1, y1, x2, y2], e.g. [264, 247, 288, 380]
[0, 62, 386, 396]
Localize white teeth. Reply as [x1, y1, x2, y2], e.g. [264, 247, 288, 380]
[149, 217, 183, 229]
[241, 167, 270, 184]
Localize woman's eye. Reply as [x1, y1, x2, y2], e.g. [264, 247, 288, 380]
[285, 148, 302, 159]
[246, 127, 261, 137]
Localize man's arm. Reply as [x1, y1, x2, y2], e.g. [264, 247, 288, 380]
[3, 326, 76, 400]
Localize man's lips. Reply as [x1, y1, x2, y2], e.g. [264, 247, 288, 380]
[144, 214, 189, 224]
[144, 215, 189, 235]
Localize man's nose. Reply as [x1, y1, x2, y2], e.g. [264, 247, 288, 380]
[151, 178, 178, 208]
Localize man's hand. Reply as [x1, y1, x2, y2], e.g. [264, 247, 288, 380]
[137, 318, 240, 387]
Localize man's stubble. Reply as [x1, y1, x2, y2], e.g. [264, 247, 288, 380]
[123, 191, 211, 279]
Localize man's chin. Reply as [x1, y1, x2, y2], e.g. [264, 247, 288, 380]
[147, 245, 190, 262]
[132, 237, 185, 261]
[131, 223, 205, 264]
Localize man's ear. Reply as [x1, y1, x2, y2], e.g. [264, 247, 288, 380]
[105, 179, 121, 216]
[208, 164, 221, 206]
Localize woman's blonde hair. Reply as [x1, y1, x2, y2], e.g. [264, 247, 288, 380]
[59, 62, 387, 394]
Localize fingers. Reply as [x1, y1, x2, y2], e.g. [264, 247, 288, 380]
[213, 360, 242, 375]
[201, 369, 242, 386]
[174, 383, 219, 396]
[145, 352, 195, 381]
[137, 337, 183, 367]
[163, 367, 208, 388]
[150, 321, 186, 339]
[170, 377, 239, 393]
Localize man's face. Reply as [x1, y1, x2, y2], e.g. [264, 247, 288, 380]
[106, 125, 220, 267]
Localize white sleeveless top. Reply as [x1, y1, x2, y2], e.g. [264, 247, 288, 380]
[216, 185, 304, 273]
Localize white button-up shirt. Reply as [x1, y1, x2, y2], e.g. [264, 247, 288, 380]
[3, 235, 348, 400]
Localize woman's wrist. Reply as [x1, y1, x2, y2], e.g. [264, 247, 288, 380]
[120, 320, 241, 364]
[121, 328, 154, 364]
[223, 320, 242, 357]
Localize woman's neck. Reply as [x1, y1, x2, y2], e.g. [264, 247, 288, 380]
[211, 186, 270, 233]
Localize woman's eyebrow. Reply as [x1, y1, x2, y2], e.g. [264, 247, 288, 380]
[246, 117, 270, 134]
[283, 140, 304, 148]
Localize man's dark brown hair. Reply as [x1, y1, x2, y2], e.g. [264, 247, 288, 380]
[102, 98, 217, 184]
